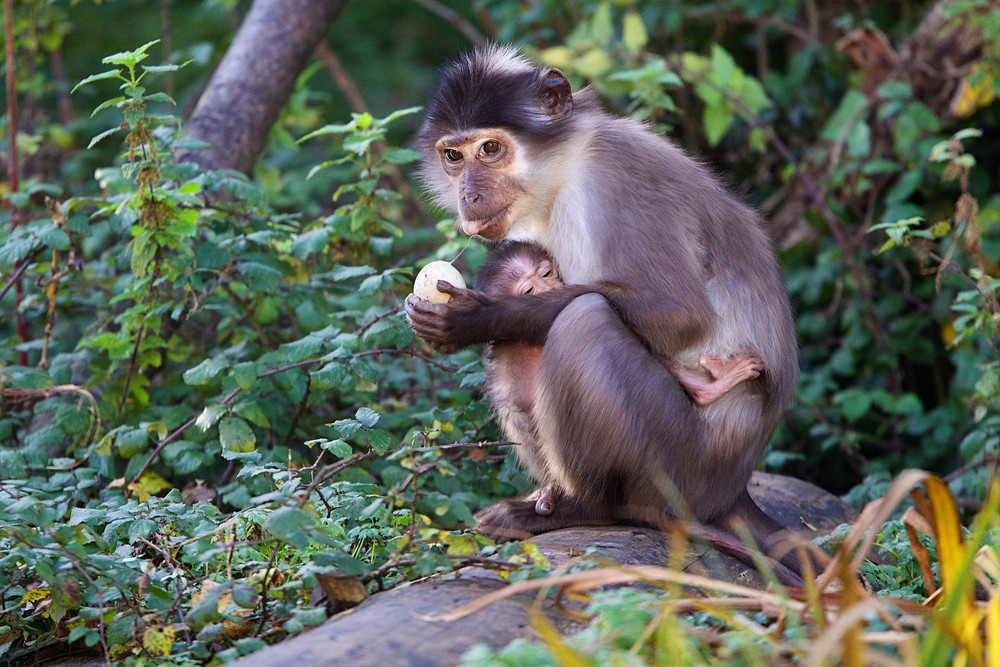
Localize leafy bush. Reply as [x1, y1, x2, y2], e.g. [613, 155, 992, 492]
[1, 0, 998, 664]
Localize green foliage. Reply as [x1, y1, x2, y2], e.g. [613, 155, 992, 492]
[2, 0, 999, 664]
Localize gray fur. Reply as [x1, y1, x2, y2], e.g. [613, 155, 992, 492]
[414, 46, 800, 579]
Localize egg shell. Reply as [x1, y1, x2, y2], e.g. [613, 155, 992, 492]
[413, 261, 466, 303]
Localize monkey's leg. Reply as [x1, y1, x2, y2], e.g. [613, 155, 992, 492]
[519, 295, 716, 530]
[671, 354, 765, 406]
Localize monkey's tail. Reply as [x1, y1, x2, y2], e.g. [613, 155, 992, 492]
[718, 490, 817, 587]
[684, 518, 804, 588]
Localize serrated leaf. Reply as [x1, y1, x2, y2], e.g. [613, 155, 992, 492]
[219, 417, 256, 453]
[333, 419, 362, 439]
[87, 126, 123, 149]
[231, 362, 257, 390]
[380, 106, 422, 124]
[72, 69, 121, 93]
[196, 404, 227, 431]
[0, 236, 37, 268]
[127, 519, 158, 542]
[184, 358, 230, 386]
[39, 227, 71, 251]
[234, 400, 270, 429]
[367, 429, 392, 455]
[322, 439, 353, 458]
[102, 39, 160, 67]
[143, 91, 177, 106]
[143, 63, 182, 74]
[291, 228, 330, 260]
[355, 407, 380, 428]
[331, 264, 376, 281]
[91, 96, 126, 115]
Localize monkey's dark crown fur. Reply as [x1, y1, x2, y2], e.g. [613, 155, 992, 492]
[418, 46, 581, 149]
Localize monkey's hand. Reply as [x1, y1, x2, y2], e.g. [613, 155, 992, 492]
[404, 281, 495, 352]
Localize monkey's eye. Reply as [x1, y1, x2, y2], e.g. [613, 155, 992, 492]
[539, 263, 553, 278]
[480, 140, 502, 157]
[522, 285, 534, 295]
[443, 148, 463, 163]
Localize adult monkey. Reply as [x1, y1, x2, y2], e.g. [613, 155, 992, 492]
[405, 46, 801, 579]
[476, 240, 766, 516]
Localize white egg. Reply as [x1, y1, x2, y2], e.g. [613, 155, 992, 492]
[413, 261, 466, 303]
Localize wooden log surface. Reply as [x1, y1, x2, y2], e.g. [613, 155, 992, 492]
[232, 472, 855, 667]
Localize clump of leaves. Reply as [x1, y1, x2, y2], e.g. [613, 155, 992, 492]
[460, 472, 1000, 667]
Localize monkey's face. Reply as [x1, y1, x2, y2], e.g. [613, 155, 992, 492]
[433, 129, 528, 241]
[512, 256, 560, 296]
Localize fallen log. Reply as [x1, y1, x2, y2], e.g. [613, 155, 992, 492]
[232, 472, 854, 666]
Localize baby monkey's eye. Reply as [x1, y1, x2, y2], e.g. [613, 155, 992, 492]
[480, 140, 501, 156]
[522, 284, 534, 295]
[443, 148, 463, 163]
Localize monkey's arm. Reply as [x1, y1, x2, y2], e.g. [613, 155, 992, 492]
[405, 281, 593, 350]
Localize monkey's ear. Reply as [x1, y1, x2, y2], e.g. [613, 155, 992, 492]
[539, 68, 573, 118]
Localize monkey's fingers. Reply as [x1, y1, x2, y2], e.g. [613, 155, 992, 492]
[435, 280, 465, 297]
[404, 295, 451, 342]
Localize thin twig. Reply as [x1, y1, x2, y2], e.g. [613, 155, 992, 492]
[412, 0, 486, 45]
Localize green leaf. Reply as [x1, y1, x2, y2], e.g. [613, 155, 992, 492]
[330, 264, 376, 281]
[117, 428, 148, 458]
[291, 228, 330, 259]
[382, 148, 422, 164]
[219, 417, 256, 453]
[835, 390, 871, 423]
[231, 585, 258, 609]
[703, 103, 733, 146]
[142, 91, 177, 106]
[234, 400, 270, 428]
[0, 236, 37, 268]
[622, 10, 648, 56]
[39, 227, 71, 251]
[72, 69, 122, 93]
[333, 419, 362, 439]
[821, 90, 869, 142]
[590, 2, 613, 47]
[265, 507, 312, 549]
[231, 362, 258, 391]
[184, 358, 230, 386]
[321, 439, 353, 458]
[127, 519, 158, 542]
[87, 126, 123, 149]
[102, 39, 160, 67]
[196, 404, 227, 432]
[367, 429, 392, 455]
[91, 96, 126, 115]
[379, 106, 422, 124]
[355, 407, 380, 428]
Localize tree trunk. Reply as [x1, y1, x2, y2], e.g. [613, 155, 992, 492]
[178, 0, 349, 173]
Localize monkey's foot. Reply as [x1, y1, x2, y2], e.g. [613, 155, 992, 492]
[676, 354, 765, 406]
[475, 499, 547, 540]
[476, 493, 612, 540]
[526, 484, 559, 515]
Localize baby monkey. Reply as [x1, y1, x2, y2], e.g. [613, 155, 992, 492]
[478, 241, 765, 516]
